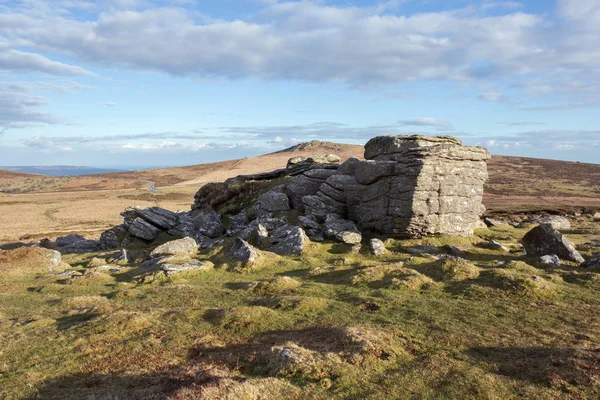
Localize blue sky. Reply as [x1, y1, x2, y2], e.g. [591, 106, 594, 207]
[0, 0, 599, 167]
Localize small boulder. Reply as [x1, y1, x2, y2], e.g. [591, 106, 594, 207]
[150, 237, 198, 257]
[369, 239, 385, 256]
[539, 254, 560, 267]
[229, 238, 259, 264]
[521, 223, 584, 263]
[160, 260, 214, 276]
[270, 226, 308, 256]
[484, 240, 509, 252]
[581, 258, 600, 272]
[56, 234, 86, 247]
[539, 216, 571, 231]
[324, 216, 362, 245]
[484, 217, 506, 227]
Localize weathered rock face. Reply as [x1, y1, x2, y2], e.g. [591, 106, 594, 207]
[521, 223, 584, 263]
[302, 135, 490, 237]
[150, 237, 198, 257]
[229, 238, 259, 264]
[190, 205, 223, 238]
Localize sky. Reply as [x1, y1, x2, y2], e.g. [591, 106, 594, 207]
[0, 0, 599, 168]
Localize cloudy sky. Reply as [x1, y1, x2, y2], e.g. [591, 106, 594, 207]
[0, 0, 599, 167]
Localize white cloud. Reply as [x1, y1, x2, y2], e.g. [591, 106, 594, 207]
[269, 135, 283, 143]
[0, 48, 93, 76]
[104, 102, 118, 107]
[397, 118, 454, 131]
[478, 92, 507, 102]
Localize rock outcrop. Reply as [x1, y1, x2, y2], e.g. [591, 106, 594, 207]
[302, 135, 490, 237]
[100, 135, 491, 261]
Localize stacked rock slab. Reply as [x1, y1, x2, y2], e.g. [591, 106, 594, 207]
[302, 135, 490, 237]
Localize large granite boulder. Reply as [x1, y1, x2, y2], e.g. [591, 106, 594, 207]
[302, 135, 490, 237]
[521, 223, 584, 263]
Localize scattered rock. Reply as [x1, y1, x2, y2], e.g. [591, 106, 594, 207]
[539, 216, 571, 231]
[445, 245, 468, 256]
[484, 217, 506, 227]
[55, 234, 99, 253]
[56, 234, 86, 247]
[539, 254, 560, 267]
[593, 212, 600, 221]
[581, 258, 600, 272]
[150, 237, 198, 257]
[229, 238, 260, 265]
[270, 226, 308, 256]
[160, 260, 214, 276]
[324, 216, 362, 245]
[484, 240, 509, 252]
[521, 224, 584, 263]
[369, 239, 385, 256]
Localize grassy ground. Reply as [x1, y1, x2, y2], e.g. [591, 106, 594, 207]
[1, 219, 600, 399]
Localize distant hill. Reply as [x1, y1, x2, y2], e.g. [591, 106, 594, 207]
[0, 166, 127, 176]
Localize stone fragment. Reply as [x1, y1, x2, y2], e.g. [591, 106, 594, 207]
[160, 260, 214, 276]
[581, 258, 600, 271]
[539, 254, 560, 267]
[538, 216, 571, 231]
[484, 240, 509, 252]
[484, 217, 506, 227]
[324, 216, 362, 245]
[150, 237, 198, 257]
[229, 238, 260, 264]
[369, 238, 385, 256]
[270, 226, 308, 256]
[521, 223, 584, 263]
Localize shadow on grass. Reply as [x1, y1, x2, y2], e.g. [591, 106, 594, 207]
[22, 367, 226, 400]
[466, 346, 600, 388]
[55, 313, 101, 331]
